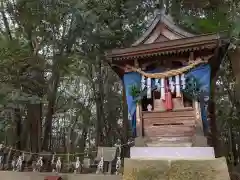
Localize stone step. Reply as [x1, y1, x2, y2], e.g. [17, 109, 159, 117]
[130, 147, 215, 160]
[146, 136, 193, 147]
[148, 136, 192, 142]
[146, 142, 192, 147]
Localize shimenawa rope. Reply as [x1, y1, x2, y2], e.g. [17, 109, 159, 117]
[126, 57, 208, 79]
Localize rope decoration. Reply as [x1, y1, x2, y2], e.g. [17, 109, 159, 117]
[126, 57, 210, 79]
[0, 141, 134, 156]
[0, 141, 134, 174]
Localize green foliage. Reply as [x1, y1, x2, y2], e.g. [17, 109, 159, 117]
[129, 85, 141, 98]
[182, 75, 205, 102]
[0, 0, 239, 157]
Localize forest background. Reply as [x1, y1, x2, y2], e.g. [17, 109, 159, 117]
[0, 0, 240, 171]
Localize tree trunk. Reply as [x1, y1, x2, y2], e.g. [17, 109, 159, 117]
[229, 48, 240, 100]
[208, 83, 219, 156]
[95, 55, 105, 146]
[42, 72, 60, 151]
[20, 114, 30, 150]
[27, 104, 42, 152]
[208, 75, 222, 157]
[14, 108, 22, 150]
[122, 85, 130, 157]
[79, 129, 87, 157]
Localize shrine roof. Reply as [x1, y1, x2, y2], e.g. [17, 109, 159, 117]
[106, 12, 225, 62]
[106, 34, 220, 61]
[132, 12, 194, 46]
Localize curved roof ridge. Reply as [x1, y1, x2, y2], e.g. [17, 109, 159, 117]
[162, 14, 195, 37]
[132, 12, 195, 46]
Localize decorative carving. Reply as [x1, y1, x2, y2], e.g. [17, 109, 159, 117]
[56, 157, 61, 173]
[96, 157, 104, 174]
[74, 157, 82, 174]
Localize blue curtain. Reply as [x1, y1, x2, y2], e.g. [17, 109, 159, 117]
[186, 64, 211, 131]
[123, 72, 141, 136]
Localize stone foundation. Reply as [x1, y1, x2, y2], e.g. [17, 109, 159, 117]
[123, 157, 230, 180]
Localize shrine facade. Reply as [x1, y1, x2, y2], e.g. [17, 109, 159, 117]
[106, 11, 229, 147]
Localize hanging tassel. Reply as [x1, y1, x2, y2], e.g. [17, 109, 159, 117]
[175, 75, 181, 97]
[160, 78, 165, 100]
[147, 77, 151, 99]
[141, 76, 146, 90]
[168, 77, 175, 93]
[155, 79, 161, 91]
[181, 74, 186, 90]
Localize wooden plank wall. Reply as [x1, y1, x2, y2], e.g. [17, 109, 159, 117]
[142, 108, 196, 144]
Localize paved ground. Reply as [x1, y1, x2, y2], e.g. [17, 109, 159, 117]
[0, 171, 122, 180]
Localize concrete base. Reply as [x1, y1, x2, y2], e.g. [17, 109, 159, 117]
[130, 147, 215, 159]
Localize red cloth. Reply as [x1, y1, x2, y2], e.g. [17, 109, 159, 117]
[163, 80, 173, 111]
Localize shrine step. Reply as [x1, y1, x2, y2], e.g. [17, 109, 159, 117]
[130, 147, 215, 160]
[146, 136, 193, 147]
[146, 142, 192, 147]
[147, 136, 192, 142]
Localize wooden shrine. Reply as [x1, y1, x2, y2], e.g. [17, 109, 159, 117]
[106, 11, 229, 147]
